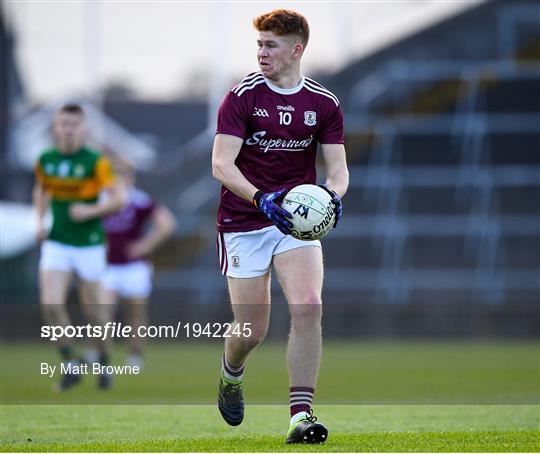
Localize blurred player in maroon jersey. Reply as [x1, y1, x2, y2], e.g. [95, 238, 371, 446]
[101, 156, 176, 369]
[211, 9, 349, 443]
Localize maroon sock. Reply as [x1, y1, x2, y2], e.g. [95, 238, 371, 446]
[222, 354, 244, 380]
[290, 386, 314, 417]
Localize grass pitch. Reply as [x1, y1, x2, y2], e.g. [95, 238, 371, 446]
[1, 340, 539, 451]
[2, 404, 538, 452]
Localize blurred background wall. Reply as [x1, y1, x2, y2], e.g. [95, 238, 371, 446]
[1, 0, 539, 338]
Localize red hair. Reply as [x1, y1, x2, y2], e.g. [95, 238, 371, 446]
[253, 9, 309, 47]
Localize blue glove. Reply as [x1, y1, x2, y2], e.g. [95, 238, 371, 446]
[319, 185, 342, 227]
[253, 188, 293, 235]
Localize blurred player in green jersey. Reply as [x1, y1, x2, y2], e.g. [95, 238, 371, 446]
[33, 103, 125, 390]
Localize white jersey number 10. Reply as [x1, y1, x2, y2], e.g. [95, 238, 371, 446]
[278, 112, 292, 126]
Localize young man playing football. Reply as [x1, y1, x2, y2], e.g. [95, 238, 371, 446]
[211, 9, 348, 443]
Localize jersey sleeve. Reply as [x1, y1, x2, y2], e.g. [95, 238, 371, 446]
[216, 90, 249, 139]
[319, 103, 345, 145]
[95, 155, 115, 189]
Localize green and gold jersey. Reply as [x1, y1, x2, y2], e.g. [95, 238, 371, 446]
[35, 147, 115, 247]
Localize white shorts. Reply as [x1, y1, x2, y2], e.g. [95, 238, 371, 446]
[39, 240, 106, 282]
[102, 261, 153, 299]
[216, 225, 321, 278]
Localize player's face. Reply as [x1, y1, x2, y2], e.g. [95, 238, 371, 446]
[257, 31, 299, 80]
[53, 112, 86, 152]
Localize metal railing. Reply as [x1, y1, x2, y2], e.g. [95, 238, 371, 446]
[346, 57, 539, 304]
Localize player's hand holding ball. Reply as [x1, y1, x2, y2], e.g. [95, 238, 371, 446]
[318, 185, 342, 227]
[253, 188, 293, 235]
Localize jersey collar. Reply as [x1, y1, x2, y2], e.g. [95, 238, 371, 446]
[264, 76, 305, 95]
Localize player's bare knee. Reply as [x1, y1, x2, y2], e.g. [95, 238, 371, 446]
[246, 328, 267, 346]
[40, 287, 63, 307]
[289, 301, 322, 325]
[236, 319, 267, 346]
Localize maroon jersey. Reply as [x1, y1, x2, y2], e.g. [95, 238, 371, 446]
[103, 188, 155, 264]
[216, 72, 344, 232]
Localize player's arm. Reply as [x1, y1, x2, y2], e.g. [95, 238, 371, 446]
[70, 155, 127, 222]
[321, 143, 349, 198]
[211, 133, 259, 201]
[128, 205, 177, 259]
[32, 182, 51, 241]
[212, 133, 292, 234]
[320, 143, 349, 227]
[69, 180, 127, 222]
